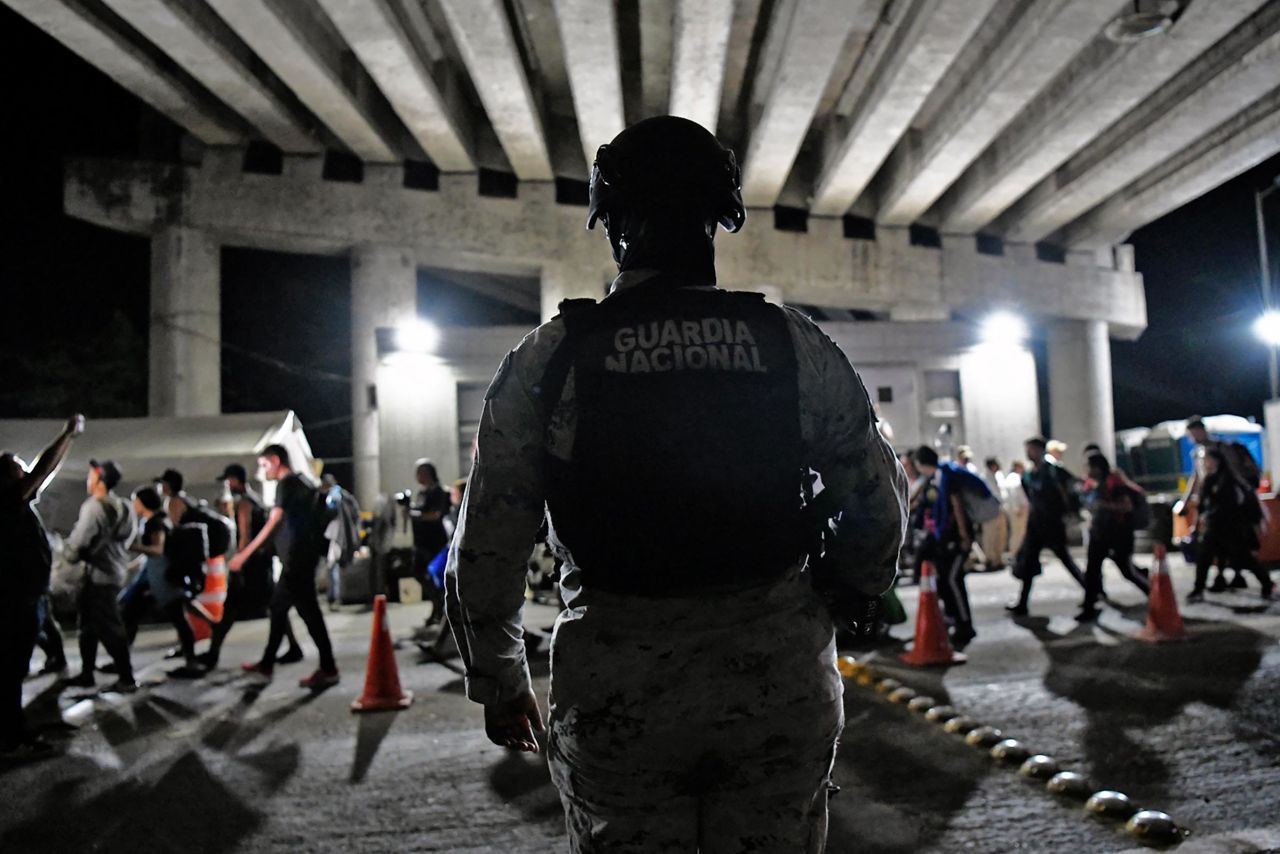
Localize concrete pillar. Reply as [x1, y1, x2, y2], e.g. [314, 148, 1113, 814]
[540, 259, 606, 321]
[351, 244, 417, 507]
[1047, 318, 1116, 460]
[149, 226, 221, 416]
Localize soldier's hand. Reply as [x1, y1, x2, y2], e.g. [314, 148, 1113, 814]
[484, 690, 544, 753]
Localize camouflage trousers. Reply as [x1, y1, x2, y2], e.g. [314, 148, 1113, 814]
[546, 569, 843, 853]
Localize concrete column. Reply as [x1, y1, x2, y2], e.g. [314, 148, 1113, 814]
[1047, 318, 1116, 460]
[351, 244, 417, 507]
[540, 258, 606, 321]
[149, 226, 221, 416]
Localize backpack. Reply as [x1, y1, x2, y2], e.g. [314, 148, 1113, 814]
[182, 501, 234, 558]
[1224, 442, 1261, 491]
[951, 466, 1002, 524]
[166, 522, 208, 597]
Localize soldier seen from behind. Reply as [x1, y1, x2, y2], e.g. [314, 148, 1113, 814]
[446, 115, 907, 852]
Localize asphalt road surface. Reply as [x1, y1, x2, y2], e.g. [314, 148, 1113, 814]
[4, 552, 1278, 853]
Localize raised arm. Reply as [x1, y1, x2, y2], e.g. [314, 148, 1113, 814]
[22, 414, 84, 501]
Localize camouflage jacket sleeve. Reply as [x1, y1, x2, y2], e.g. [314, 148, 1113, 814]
[445, 321, 566, 706]
[786, 309, 908, 598]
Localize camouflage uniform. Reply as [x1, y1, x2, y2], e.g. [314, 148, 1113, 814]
[447, 270, 907, 852]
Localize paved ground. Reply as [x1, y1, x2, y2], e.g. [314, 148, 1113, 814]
[3, 553, 1278, 853]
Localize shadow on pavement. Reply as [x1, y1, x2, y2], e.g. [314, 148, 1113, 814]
[488, 749, 562, 824]
[1017, 614, 1270, 804]
[0, 750, 262, 854]
[827, 674, 988, 854]
[350, 711, 397, 783]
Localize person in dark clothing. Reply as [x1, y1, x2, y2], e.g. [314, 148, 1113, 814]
[1078, 454, 1150, 622]
[1007, 436, 1088, 616]
[199, 464, 301, 669]
[1, 415, 81, 757]
[231, 445, 338, 689]
[63, 459, 137, 694]
[127, 487, 203, 678]
[411, 458, 451, 627]
[911, 446, 977, 650]
[1187, 448, 1272, 602]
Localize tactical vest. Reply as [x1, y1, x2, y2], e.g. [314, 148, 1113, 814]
[543, 281, 805, 596]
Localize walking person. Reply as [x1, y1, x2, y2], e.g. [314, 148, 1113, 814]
[980, 457, 1010, 571]
[447, 116, 907, 850]
[231, 446, 338, 689]
[1, 415, 82, 758]
[63, 459, 138, 693]
[911, 446, 978, 650]
[127, 486, 204, 677]
[1007, 436, 1088, 616]
[410, 459, 450, 628]
[199, 464, 302, 669]
[1077, 454, 1150, 622]
[1187, 447, 1272, 602]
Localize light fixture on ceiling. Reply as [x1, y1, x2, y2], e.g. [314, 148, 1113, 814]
[1104, 1, 1182, 44]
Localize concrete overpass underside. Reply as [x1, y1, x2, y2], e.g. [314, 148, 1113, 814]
[9, 0, 1280, 499]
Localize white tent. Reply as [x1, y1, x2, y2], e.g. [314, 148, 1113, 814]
[0, 411, 316, 534]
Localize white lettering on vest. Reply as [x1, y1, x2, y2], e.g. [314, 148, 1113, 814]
[604, 318, 770, 374]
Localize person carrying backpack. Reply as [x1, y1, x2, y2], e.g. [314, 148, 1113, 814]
[62, 460, 137, 693]
[230, 445, 339, 689]
[911, 446, 980, 650]
[1007, 436, 1088, 616]
[1187, 447, 1273, 602]
[1077, 454, 1150, 622]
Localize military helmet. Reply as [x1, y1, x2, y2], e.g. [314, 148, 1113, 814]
[586, 116, 746, 234]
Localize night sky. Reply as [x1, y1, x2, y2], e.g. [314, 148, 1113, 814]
[3, 6, 1279, 474]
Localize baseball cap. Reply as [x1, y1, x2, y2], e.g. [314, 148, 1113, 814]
[217, 463, 248, 482]
[155, 468, 184, 492]
[89, 459, 123, 490]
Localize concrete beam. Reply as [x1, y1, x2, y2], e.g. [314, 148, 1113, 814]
[100, 0, 320, 154]
[739, 0, 862, 209]
[810, 0, 997, 217]
[315, 0, 474, 172]
[638, 0, 674, 121]
[874, 0, 1124, 226]
[714, 0, 765, 144]
[205, 0, 399, 162]
[1059, 86, 1280, 249]
[553, 0, 626, 168]
[2, 0, 244, 146]
[936, 0, 1269, 234]
[669, 0, 734, 133]
[437, 0, 554, 181]
[60, 156, 1145, 337]
[1003, 2, 1280, 243]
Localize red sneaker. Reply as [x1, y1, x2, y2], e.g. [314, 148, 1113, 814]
[298, 669, 339, 690]
[241, 662, 273, 680]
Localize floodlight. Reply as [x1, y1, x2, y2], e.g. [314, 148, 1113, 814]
[1254, 310, 1280, 347]
[980, 311, 1028, 345]
[394, 320, 440, 354]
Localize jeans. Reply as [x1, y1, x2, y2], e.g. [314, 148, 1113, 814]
[261, 562, 335, 673]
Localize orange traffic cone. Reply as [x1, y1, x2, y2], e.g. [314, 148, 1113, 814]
[187, 556, 228, 642]
[1137, 545, 1189, 643]
[901, 560, 967, 666]
[352, 594, 414, 712]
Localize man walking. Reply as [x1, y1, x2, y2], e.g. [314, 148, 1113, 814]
[63, 459, 137, 693]
[447, 116, 907, 850]
[199, 464, 302, 669]
[911, 446, 978, 650]
[410, 459, 450, 627]
[230, 445, 338, 689]
[1, 415, 82, 757]
[1007, 436, 1088, 616]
